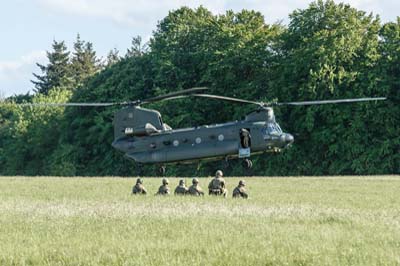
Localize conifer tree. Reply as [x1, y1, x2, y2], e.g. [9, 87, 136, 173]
[71, 34, 101, 87]
[31, 40, 71, 94]
[126, 36, 148, 57]
[106, 48, 121, 66]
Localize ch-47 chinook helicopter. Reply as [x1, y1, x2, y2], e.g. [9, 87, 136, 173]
[7, 87, 385, 175]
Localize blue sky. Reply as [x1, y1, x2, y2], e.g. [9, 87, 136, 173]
[0, 0, 398, 97]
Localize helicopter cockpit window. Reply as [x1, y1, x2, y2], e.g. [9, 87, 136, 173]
[159, 115, 173, 131]
[263, 123, 282, 138]
[163, 123, 172, 130]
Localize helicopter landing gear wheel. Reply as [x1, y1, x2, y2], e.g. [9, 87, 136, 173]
[242, 159, 253, 169]
[157, 165, 166, 176]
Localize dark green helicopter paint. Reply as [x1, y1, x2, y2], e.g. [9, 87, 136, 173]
[4, 87, 385, 173]
[112, 106, 294, 165]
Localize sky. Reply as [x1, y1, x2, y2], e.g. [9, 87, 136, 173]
[0, 0, 398, 97]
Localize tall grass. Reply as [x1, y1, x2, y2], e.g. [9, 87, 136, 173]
[0, 176, 399, 265]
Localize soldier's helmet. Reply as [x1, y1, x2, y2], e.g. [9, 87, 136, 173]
[239, 180, 246, 186]
[192, 178, 199, 184]
[215, 170, 223, 177]
[162, 178, 169, 185]
[136, 178, 143, 184]
[179, 179, 185, 186]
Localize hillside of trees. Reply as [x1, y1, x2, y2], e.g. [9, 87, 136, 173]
[0, 1, 398, 176]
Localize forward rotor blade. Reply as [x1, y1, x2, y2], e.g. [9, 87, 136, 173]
[276, 97, 386, 106]
[191, 94, 262, 106]
[141, 87, 209, 104]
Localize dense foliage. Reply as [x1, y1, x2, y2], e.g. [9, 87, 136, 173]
[0, 1, 398, 176]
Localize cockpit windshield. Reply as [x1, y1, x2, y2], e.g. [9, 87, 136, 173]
[263, 122, 282, 137]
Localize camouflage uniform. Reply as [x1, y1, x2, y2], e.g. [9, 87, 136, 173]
[208, 170, 227, 197]
[174, 179, 189, 195]
[132, 178, 147, 195]
[156, 178, 170, 195]
[232, 180, 248, 199]
[188, 178, 204, 196]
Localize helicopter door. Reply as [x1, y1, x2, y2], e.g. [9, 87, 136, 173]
[238, 128, 251, 158]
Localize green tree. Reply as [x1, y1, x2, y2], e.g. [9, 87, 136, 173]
[126, 36, 148, 58]
[263, 0, 385, 175]
[32, 40, 71, 94]
[375, 18, 400, 173]
[150, 7, 281, 125]
[0, 89, 71, 175]
[106, 48, 121, 67]
[71, 34, 101, 87]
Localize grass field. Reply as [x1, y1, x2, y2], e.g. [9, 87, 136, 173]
[0, 176, 399, 266]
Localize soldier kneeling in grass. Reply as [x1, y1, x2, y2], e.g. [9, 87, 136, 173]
[232, 180, 248, 199]
[188, 178, 204, 196]
[156, 178, 170, 195]
[174, 179, 189, 195]
[208, 170, 227, 197]
[132, 178, 147, 195]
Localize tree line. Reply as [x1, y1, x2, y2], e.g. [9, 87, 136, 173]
[0, 0, 398, 176]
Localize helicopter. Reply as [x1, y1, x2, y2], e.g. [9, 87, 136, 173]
[6, 87, 386, 175]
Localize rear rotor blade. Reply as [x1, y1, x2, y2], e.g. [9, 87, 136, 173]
[191, 94, 262, 106]
[276, 97, 386, 106]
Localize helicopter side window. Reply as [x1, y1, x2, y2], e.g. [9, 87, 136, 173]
[163, 140, 172, 146]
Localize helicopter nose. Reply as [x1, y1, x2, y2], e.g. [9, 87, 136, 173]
[284, 133, 294, 145]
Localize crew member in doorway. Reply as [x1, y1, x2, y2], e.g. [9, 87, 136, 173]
[240, 128, 251, 148]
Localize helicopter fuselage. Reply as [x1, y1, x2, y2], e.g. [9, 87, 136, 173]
[112, 108, 294, 165]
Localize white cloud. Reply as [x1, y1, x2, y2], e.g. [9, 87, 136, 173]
[37, 0, 399, 27]
[0, 50, 46, 79]
[0, 51, 47, 96]
[38, 0, 227, 27]
[341, 0, 400, 21]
